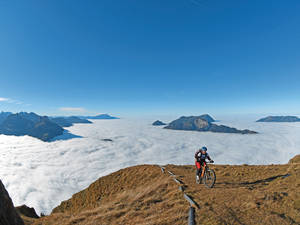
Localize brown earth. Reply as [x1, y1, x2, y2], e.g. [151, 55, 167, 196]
[21, 155, 300, 225]
[0, 180, 24, 225]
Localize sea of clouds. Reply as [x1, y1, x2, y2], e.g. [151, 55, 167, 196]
[1, 115, 300, 214]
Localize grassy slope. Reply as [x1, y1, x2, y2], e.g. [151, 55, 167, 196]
[166, 163, 300, 225]
[29, 165, 188, 225]
[23, 156, 300, 225]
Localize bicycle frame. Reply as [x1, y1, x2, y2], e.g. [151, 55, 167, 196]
[200, 163, 207, 178]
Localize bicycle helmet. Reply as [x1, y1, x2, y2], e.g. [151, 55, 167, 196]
[201, 146, 207, 152]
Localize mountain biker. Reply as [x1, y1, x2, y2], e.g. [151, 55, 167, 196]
[195, 146, 214, 183]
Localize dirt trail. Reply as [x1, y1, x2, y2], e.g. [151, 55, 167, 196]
[165, 163, 300, 225]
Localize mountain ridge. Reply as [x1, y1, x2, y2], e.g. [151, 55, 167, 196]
[14, 154, 300, 225]
[0, 112, 93, 141]
[0, 113, 64, 141]
[80, 114, 119, 120]
[257, 116, 300, 122]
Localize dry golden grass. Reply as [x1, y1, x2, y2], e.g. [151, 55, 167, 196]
[165, 160, 300, 225]
[23, 155, 300, 225]
[29, 165, 189, 225]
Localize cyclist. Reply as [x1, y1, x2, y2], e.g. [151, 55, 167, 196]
[195, 146, 214, 183]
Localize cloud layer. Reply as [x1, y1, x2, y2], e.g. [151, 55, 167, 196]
[0, 116, 300, 215]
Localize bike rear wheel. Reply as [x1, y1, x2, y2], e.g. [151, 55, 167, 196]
[204, 168, 216, 188]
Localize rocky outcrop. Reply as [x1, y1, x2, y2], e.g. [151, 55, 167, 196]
[15, 205, 39, 219]
[198, 114, 215, 123]
[257, 116, 300, 122]
[164, 116, 257, 134]
[102, 138, 113, 142]
[0, 180, 24, 225]
[152, 120, 167, 126]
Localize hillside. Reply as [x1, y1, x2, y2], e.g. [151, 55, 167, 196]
[19, 155, 300, 225]
[28, 165, 188, 225]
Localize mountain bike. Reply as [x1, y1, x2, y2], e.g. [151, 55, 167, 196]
[196, 161, 216, 188]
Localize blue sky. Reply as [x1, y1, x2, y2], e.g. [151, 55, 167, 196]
[0, 0, 300, 116]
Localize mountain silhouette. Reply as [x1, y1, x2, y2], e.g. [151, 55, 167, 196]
[50, 116, 92, 127]
[0, 113, 64, 141]
[257, 116, 300, 122]
[0, 112, 95, 141]
[80, 114, 119, 119]
[152, 120, 167, 126]
[165, 115, 257, 134]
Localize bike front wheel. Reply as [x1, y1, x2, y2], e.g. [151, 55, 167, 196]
[204, 168, 216, 188]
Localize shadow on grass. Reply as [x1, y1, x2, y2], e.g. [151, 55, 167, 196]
[240, 174, 291, 185]
[214, 174, 291, 189]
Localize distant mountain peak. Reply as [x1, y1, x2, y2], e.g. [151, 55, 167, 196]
[164, 115, 256, 134]
[257, 116, 300, 122]
[152, 120, 167, 126]
[80, 114, 119, 120]
[0, 112, 95, 141]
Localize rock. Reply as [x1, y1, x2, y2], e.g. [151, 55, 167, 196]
[0, 180, 24, 225]
[15, 205, 39, 219]
[152, 120, 166, 126]
[257, 116, 300, 122]
[164, 116, 257, 134]
[102, 139, 113, 142]
[198, 114, 215, 123]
